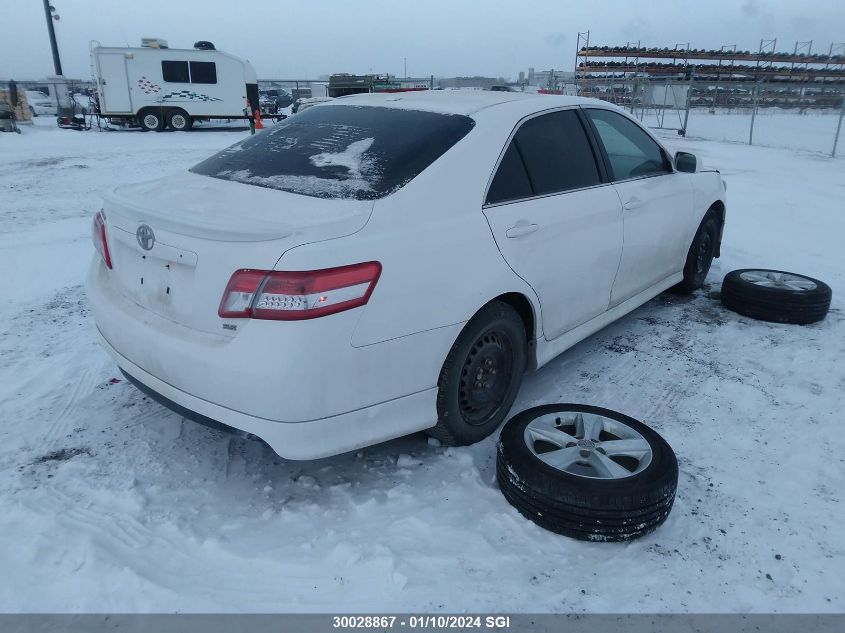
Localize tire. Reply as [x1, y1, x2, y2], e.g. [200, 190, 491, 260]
[673, 211, 719, 293]
[167, 110, 192, 131]
[428, 301, 527, 446]
[497, 404, 678, 542]
[138, 109, 165, 132]
[721, 269, 831, 325]
[30, 106, 37, 117]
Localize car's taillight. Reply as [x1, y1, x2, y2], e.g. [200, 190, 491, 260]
[92, 210, 112, 269]
[219, 262, 381, 320]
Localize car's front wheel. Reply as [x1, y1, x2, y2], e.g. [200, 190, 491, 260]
[429, 301, 527, 446]
[674, 211, 719, 293]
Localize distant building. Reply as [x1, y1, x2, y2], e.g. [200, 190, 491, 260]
[327, 74, 432, 97]
[437, 76, 504, 90]
[524, 68, 575, 90]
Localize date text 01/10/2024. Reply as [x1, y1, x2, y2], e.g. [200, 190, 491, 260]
[331, 615, 512, 629]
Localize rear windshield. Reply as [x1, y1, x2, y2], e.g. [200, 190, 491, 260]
[190, 105, 475, 200]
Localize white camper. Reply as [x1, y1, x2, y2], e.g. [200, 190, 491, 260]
[91, 39, 259, 131]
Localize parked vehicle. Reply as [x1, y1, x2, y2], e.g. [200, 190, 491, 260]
[291, 96, 334, 113]
[259, 88, 293, 113]
[25, 90, 57, 116]
[87, 92, 726, 460]
[71, 92, 96, 114]
[91, 39, 259, 131]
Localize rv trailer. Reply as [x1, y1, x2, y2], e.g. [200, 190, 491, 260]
[91, 39, 260, 130]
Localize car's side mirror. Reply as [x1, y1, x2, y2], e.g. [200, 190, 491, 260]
[675, 151, 698, 173]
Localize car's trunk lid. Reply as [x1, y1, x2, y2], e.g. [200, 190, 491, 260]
[102, 172, 373, 337]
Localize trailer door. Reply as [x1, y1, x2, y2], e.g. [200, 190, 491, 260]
[98, 53, 132, 113]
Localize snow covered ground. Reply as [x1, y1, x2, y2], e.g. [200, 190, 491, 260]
[1, 115, 843, 613]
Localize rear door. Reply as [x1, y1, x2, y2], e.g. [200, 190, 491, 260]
[483, 109, 624, 340]
[583, 107, 694, 304]
[97, 53, 132, 113]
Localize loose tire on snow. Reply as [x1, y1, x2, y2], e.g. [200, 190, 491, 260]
[497, 404, 678, 542]
[721, 269, 831, 325]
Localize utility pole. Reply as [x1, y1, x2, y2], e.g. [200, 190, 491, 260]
[42, 0, 63, 76]
[404, 57, 407, 81]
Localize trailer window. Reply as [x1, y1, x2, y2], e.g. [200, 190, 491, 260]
[191, 105, 475, 200]
[162, 61, 189, 83]
[190, 61, 217, 84]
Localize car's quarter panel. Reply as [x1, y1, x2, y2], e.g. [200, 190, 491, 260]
[607, 173, 695, 304]
[691, 170, 728, 233]
[273, 109, 543, 349]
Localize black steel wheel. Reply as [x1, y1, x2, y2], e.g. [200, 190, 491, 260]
[674, 212, 719, 293]
[429, 301, 527, 446]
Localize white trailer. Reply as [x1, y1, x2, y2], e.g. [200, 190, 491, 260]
[91, 39, 260, 131]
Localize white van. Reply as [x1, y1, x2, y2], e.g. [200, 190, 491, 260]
[91, 39, 259, 131]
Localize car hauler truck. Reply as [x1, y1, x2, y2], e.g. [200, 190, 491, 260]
[91, 39, 259, 131]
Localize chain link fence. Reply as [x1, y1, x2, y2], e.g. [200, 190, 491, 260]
[582, 75, 845, 156]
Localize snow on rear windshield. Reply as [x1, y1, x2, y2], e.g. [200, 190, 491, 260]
[191, 105, 475, 200]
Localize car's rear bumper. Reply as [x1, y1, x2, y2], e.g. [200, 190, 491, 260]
[99, 330, 437, 460]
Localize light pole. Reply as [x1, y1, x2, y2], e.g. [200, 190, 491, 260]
[42, 0, 63, 76]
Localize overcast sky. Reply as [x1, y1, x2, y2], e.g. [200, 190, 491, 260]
[2, 0, 844, 80]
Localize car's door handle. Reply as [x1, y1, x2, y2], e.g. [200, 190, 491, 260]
[505, 223, 539, 238]
[623, 197, 643, 211]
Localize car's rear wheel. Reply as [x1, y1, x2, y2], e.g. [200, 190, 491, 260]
[138, 109, 165, 132]
[428, 301, 527, 446]
[674, 211, 719, 293]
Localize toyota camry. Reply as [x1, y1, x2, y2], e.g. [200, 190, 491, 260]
[87, 91, 726, 459]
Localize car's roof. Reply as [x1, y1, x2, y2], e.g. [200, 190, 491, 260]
[331, 90, 603, 117]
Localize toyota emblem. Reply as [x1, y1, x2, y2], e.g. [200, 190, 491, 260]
[136, 224, 155, 251]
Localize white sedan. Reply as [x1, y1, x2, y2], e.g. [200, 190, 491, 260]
[87, 92, 726, 459]
[25, 90, 57, 116]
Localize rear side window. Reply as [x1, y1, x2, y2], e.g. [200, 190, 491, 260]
[486, 110, 600, 204]
[191, 105, 475, 200]
[486, 142, 533, 204]
[586, 109, 671, 180]
[189, 61, 217, 84]
[161, 61, 189, 83]
[512, 110, 601, 196]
